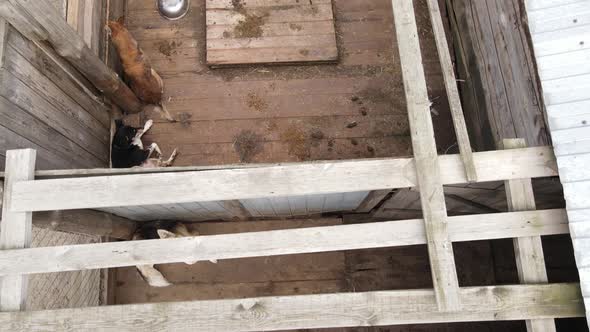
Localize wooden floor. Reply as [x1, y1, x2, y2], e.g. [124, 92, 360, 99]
[125, 0, 456, 166]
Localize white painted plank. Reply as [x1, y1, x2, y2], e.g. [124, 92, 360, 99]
[551, 125, 590, 144]
[305, 194, 326, 215]
[528, 2, 590, 34]
[563, 180, 590, 209]
[568, 208, 590, 221]
[321, 192, 344, 213]
[554, 140, 590, 155]
[543, 75, 590, 106]
[286, 196, 308, 216]
[268, 197, 292, 217]
[0, 284, 583, 331]
[537, 49, 590, 81]
[527, 0, 588, 11]
[8, 147, 558, 212]
[569, 220, 590, 238]
[531, 24, 590, 57]
[0, 149, 36, 311]
[557, 153, 590, 182]
[549, 112, 590, 130]
[393, 0, 460, 310]
[571, 238, 590, 267]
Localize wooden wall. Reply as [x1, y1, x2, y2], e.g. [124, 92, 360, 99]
[0, 0, 109, 311]
[0, 0, 110, 171]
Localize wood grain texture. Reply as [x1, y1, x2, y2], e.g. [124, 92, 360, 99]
[0, 0, 143, 113]
[0, 209, 569, 276]
[0, 149, 36, 311]
[392, 0, 459, 311]
[427, 0, 476, 182]
[205, 0, 338, 66]
[354, 189, 391, 213]
[448, 0, 549, 150]
[502, 139, 554, 332]
[0, 284, 583, 331]
[8, 146, 558, 212]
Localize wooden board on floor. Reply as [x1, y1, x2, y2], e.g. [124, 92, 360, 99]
[205, 0, 338, 66]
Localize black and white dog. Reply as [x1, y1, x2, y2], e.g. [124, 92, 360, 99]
[112, 119, 177, 168]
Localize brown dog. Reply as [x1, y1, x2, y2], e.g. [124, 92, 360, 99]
[107, 19, 174, 121]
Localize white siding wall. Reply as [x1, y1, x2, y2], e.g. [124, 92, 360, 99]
[527, 0, 590, 323]
[99, 192, 370, 221]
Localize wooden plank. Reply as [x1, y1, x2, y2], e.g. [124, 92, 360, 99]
[1, 181, 136, 238]
[205, 0, 338, 66]
[393, 0, 460, 311]
[0, 284, 583, 331]
[502, 139, 554, 332]
[354, 190, 389, 213]
[6, 27, 109, 127]
[427, 0, 476, 182]
[448, 0, 549, 150]
[0, 18, 7, 67]
[3, 45, 109, 139]
[0, 122, 72, 170]
[0, 95, 103, 169]
[0, 149, 35, 311]
[528, 1, 590, 34]
[32, 210, 137, 240]
[8, 146, 559, 212]
[0, 0, 143, 113]
[531, 24, 590, 57]
[0, 209, 568, 276]
[0, 70, 109, 161]
[527, 0, 585, 11]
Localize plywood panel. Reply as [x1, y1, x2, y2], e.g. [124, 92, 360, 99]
[205, 0, 338, 66]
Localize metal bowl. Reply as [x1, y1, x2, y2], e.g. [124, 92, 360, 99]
[157, 0, 190, 20]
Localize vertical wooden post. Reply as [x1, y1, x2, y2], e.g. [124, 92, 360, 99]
[392, 0, 461, 311]
[0, 149, 36, 311]
[427, 0, 477, 182]
[502, 139, 555, 332]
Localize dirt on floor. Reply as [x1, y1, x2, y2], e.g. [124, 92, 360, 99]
[233, 130, 264, 162]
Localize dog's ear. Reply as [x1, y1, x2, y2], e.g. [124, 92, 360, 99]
[157, 229, 177, 239]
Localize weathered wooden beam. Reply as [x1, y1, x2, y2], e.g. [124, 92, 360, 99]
[446, 0, 549, 150]
[392, 0, 460, 310]
[8, 147, 558, 212]
[0, 0, 143, 114]
[0, 149, 35, 311]
[32, 210, 137, 240]
[427, 0, 477, 182]
[0, 284, 583, 331]
[503, 138, 555, 332]
[1, 183, 137, 240]
[355, 189, 391, 213]
[0, 209, 568, 276]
